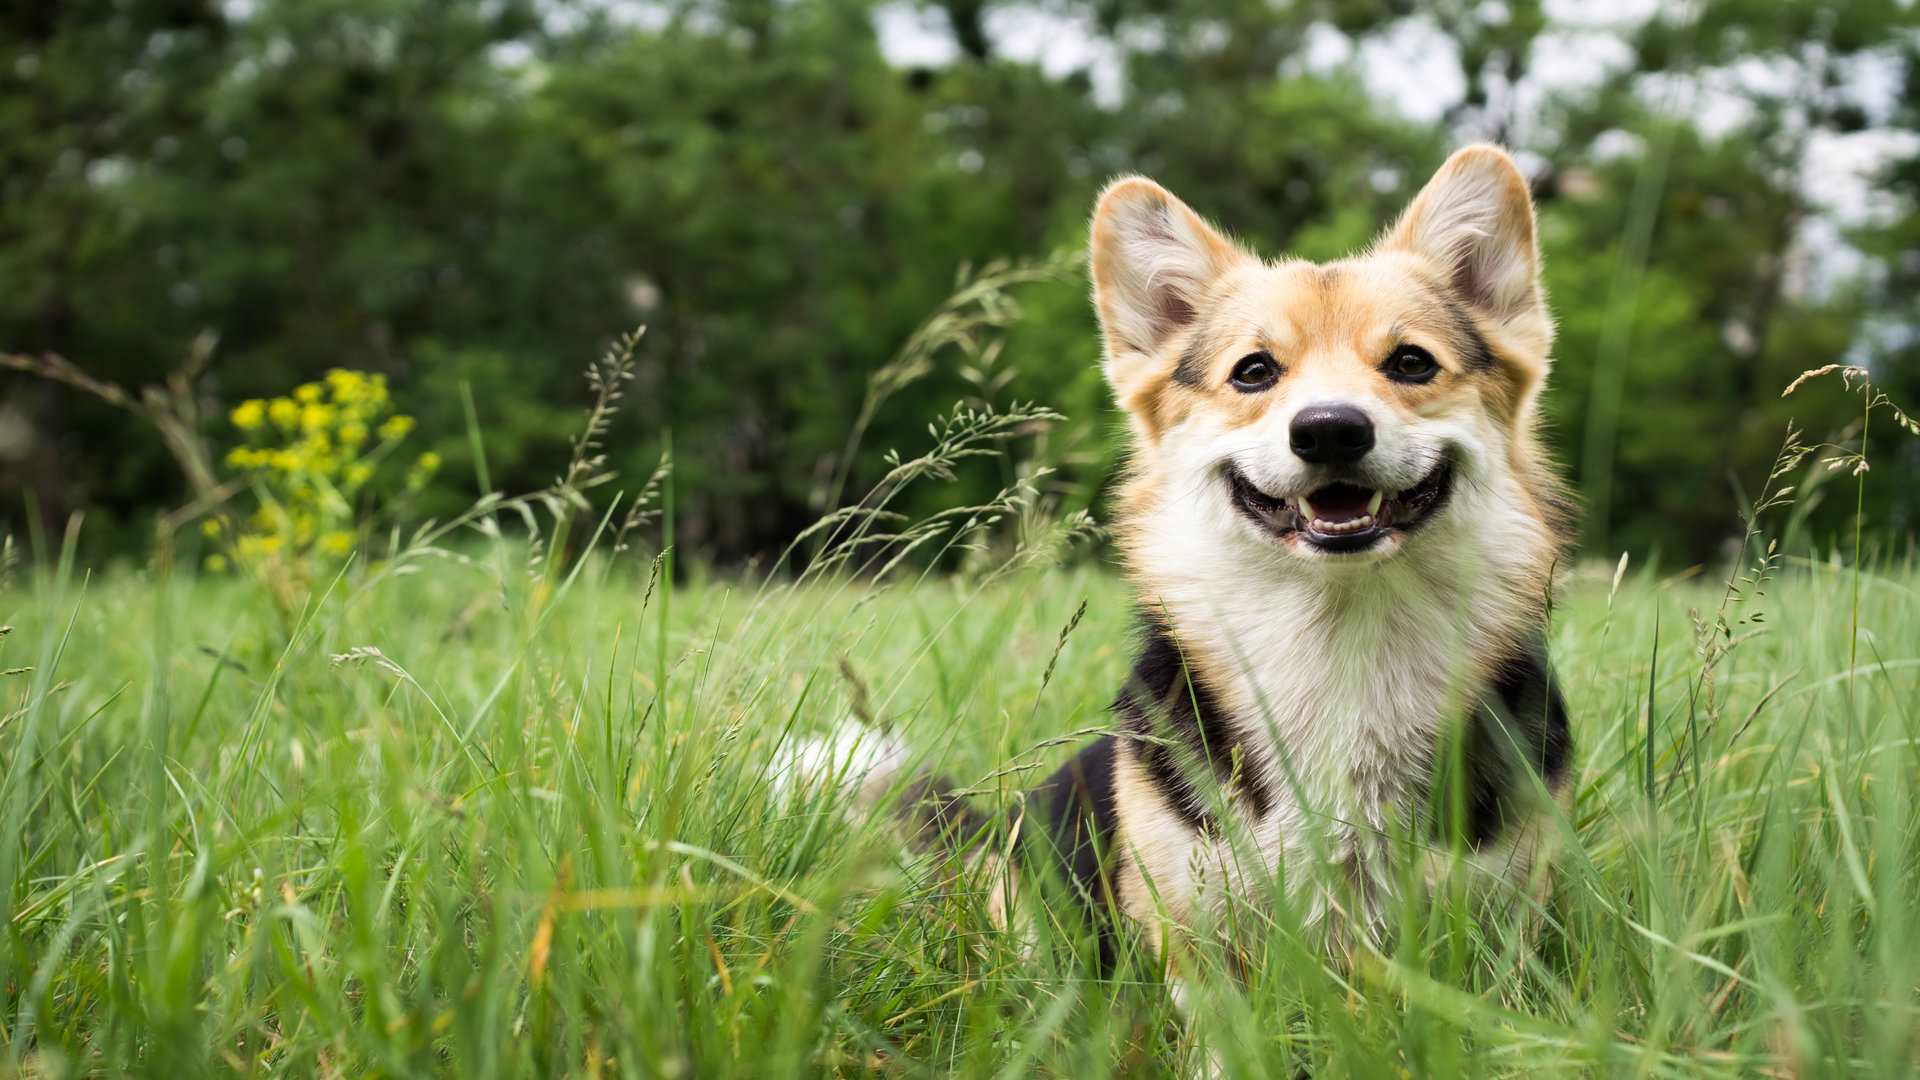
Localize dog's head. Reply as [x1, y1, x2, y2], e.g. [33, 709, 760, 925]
[1091, 144, 1561, 572]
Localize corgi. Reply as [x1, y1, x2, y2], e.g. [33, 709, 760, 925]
[791, 143, 1573, 969]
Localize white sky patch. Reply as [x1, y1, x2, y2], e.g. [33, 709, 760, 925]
[1804, 127, 1920, 229]
[1588, 128, 1645, 161]
[1293, 21, 1354, 78]
[487, 39, 538, 69]
[1513, 27, 1636, 147]
[1796, 125, 1920, 300]
[873, 2, 960, 69]
[1352, 14, 1467, 123]
[1787, 215, 1868, 302]
[523, 0, 670, 37]
[1541, 0, 1665, 29]
[982, 5, 1125, 105]
[1645, 54, 1810, 141]
[877, 2, 1125, 104]
[1836, 45, 1908, 127]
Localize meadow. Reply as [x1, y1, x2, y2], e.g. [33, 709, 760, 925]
[1, 501, 1917, 1076]
[9, 3, 1920, 1074]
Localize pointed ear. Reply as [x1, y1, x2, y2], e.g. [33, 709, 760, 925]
[1089, 177, 1250, 372]
[1384, 144, 1546, 341]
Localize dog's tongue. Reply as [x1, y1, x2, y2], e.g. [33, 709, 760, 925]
[1301, 482, 1376, 525]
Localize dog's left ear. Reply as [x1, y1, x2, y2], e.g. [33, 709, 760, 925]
[1384, 144, 1550, 353]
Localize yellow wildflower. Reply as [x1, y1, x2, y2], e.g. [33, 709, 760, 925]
[204, 553, 228, 572]
[406, 451, 440, 490]
[230, 399, 267, 431]
[215, 370, 431, 588]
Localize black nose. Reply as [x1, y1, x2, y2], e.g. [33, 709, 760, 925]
[1289, 405, 1375, 465]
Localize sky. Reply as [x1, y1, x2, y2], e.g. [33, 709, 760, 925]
[873, 0, 1660, 118]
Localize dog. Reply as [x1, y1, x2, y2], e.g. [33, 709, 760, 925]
[792, 143, 1573, 974]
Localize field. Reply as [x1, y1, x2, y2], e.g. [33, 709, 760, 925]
[2, 529, 1919, 1077]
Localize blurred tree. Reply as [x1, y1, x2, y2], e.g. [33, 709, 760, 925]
[1850, 13, 1920, 546]
[1, 0, 1915, 566]
[1, 0, 547, 549]
[0, 0, 229, 544]
[1537, 0, 1918, 561]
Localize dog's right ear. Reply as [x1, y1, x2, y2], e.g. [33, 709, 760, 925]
[1089, 178, 1249, 382]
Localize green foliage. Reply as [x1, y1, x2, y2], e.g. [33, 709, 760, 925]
[3, 0, 1919, 563]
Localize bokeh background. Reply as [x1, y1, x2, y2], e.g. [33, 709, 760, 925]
[4, 0, 1917, 567]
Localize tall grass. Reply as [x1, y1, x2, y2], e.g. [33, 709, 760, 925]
[1, 487, 1918, 1076]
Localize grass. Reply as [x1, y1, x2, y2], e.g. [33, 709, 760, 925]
[1, 517, 1918, 1078]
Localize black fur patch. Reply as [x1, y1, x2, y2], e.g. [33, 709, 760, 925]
[1447, 633, 1571, 847]
[1444, 298, 1498, 372]
[1172, 343, 1209, 387]
[1023, 737, 1124, 967]
[997, 618, 1568, 970]
[1168, 310, 1242, 388]
[1113, 617, 1272, 834]
[1029, 737, 1121, 899]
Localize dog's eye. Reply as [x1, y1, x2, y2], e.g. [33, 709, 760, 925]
[1228, 352, 1280, 392]
[1385, 345, 1439, 382]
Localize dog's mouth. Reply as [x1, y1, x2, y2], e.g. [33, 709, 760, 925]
[1226, 455, 1456, 554]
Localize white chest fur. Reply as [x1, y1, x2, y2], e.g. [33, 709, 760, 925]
[1116, 475, 1547, 941]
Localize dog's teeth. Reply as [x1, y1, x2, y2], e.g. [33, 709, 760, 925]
[1367, 490, 1384, 515]
[1311, 514, 1375, 535]
[1297, 496, 1316, 521]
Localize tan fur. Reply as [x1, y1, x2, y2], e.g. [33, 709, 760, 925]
[1088, 144, 1573, 955]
